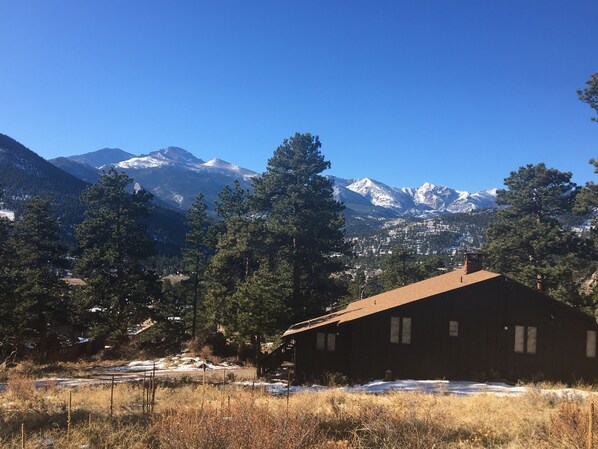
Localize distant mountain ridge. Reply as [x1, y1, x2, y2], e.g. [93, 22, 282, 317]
[0, 133, 88, 233]
[332, 176, 497, 218]
[56, 147, 498, 219]
[0, 134, 187, 254]
[58, 147, 257, 210]
[68, 147, 136, 168]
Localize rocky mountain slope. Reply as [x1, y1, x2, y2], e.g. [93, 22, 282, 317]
[1, 134, 187, 253]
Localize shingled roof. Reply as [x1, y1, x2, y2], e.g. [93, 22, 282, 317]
[283, 268, 501, 337]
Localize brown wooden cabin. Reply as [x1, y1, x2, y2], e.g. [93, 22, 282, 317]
[282, 259, 598, 383]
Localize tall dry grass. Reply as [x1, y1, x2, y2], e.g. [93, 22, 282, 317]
[0, 378, 596, 448]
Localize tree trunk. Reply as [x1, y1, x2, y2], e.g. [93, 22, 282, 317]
[191, 272, 199, 338]
[252, 334, 263, 377]
[292, 236, 301, 317]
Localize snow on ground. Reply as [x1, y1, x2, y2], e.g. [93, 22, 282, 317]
[237, 379, 597, 398]
[109, 355, 239, 373]
[1, 352, 595, 399]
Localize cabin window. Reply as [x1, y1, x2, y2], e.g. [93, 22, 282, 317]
[514, 326, 525, 353]
[390, 317, 411, 344]
[327, 333, 336, 352]
[316, 332, 336, 352]
[527, 327, 537, 354]
[449, 320, 459, 337]
[316, 332, 326, 351]
[587, 331, 597, 358]
[390, 317, 401, 343]
[402, 317, 412, 344]
[514, 325, 537, 354]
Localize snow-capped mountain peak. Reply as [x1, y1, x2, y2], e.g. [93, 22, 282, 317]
[149, 147, 204, 165]
[334, 176, 497, 218]
[346, 178, 409, 209]
[112, 155, 171, 170]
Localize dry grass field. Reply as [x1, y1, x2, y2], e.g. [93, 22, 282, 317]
[1, 370, 597, 448]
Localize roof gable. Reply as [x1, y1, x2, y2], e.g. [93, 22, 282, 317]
[283, 269, 501, 337]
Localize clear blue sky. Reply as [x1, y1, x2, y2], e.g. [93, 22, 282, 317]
[1, 0, 596, 191]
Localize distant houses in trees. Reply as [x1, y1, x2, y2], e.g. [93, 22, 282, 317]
[282, 255, 598, 383]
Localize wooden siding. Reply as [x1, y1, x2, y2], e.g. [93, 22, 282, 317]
[292, 276, 598, 383]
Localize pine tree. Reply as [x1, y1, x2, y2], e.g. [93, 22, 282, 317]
[578, 72, 598, 123]
[10, 198, 69, 357]
[75, 168, 161, 339]
[251, 133, 349, 324]
[182, 194, 209, 338]
[484, 163, 591, 306]
[205, 182, 263, 331]
[0, 189, 17, 360]
[229, 263, 291, 373]
[574, 159, 598, 311]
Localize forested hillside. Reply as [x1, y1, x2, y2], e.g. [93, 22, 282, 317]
[0, 133, 187, 253]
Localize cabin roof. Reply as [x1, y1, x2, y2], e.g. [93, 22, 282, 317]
[283, 269, 501, 337]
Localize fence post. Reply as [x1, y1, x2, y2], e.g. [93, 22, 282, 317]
[589, 402, 594, 449]
[110, 375, 115, 417]
[67, 390, 72, 440]
[151, 363, 157, 414]
[20, 422, 24, 449]
[142, 374, 146, 415]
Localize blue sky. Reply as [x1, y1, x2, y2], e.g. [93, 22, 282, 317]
[0, 0, 596, 191]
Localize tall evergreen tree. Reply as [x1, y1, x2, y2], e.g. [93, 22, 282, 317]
[10, 198, 69, 356]
[0, 189, 17, 359]
[578, 71, 598, 123]
[251, 133, 349, 324]
[574, 159, 598, 240]
[75, 168, 161, 339]
[183, 194, 209, 338]
[574, 159, 598, 310]
[484, 163, 590, 306]
[205, 182, 263, 331]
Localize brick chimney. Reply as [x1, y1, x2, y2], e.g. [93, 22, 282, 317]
[536, 273, 544, 291]
[464, 253, 483, 274]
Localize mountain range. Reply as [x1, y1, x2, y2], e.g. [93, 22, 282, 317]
[0, 133, 187, 254]
[52, 147, 256, 210]
[0, 132, 499, 256]
[51, 147, 498, 218]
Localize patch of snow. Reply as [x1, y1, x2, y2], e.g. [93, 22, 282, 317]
[109, 356, 240, 373]
[193, 159, 257, 179]
[0, 209, 14, 221]
[242, 379, 598, 398]
[114, 156, 171, 169]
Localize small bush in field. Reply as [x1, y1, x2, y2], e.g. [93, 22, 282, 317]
[7, 375, 36, 401]
[322, 372, 350, 387]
